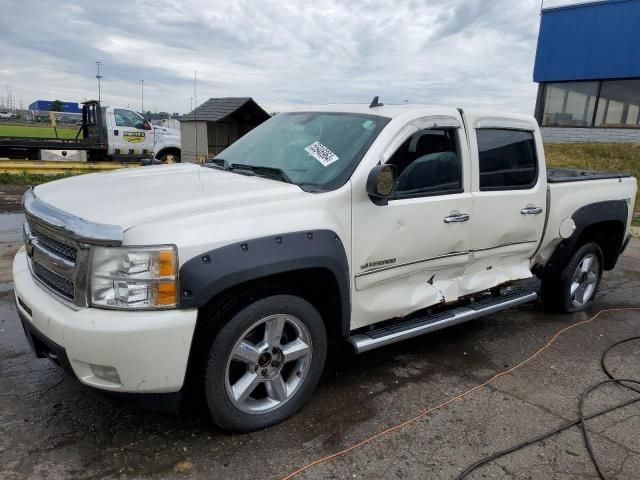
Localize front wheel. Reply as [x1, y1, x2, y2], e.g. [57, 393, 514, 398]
[158, 151, 180, 164]
[204, 295, 327, 432]
[542, 242, 604, 313]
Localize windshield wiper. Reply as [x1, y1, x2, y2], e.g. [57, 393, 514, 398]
[229, 163, 294, 184]
[202, 158, 230, 171]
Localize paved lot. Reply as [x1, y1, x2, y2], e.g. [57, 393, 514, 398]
[1, 212, 639, 480]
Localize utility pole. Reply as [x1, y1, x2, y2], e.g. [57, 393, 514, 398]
[194, 70, 198, 161]
[6, 85, 13, 110]
[190, 97, 193, 112]
[96, 61, 102, 101]
[140, 79, 144, 113]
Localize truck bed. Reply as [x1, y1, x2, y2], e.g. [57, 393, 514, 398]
[547, 167, 631, 183]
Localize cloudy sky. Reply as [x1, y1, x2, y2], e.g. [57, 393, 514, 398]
[0, 0, 594, 115]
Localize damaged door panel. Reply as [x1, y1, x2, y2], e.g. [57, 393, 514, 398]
[351, 115, 473, 329]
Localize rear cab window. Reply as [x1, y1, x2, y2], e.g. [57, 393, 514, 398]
[476, 129, 538, 191]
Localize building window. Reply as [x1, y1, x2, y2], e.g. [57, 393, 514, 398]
[542, 82, 599, 127]
[594, 79, 640, 128]
[540, 79, 640, 129]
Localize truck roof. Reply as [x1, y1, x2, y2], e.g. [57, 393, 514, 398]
[282, 103, 537, 125]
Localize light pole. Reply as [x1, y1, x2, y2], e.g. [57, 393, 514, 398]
[190, 97, 193, 112]
[140, 80, 144, 114]
[96, 61, 102, 101]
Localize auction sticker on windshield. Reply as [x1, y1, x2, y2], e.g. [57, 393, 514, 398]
[305, 141, 339, 167]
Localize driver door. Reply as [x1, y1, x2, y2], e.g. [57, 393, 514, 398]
[110, 108, 154, 157]
[351, 117, 474, 330]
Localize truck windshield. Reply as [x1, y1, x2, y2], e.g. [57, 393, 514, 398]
[213, 112, 389, 191]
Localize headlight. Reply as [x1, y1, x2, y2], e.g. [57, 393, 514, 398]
[90, 245, 178, 309]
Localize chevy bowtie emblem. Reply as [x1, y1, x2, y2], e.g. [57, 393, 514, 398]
[25, 238, 35, 257]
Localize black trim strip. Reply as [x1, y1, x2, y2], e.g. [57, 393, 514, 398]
[472, 240, 538, 253]
[356, 251, 468, 278]
[356, 240, 538, 278]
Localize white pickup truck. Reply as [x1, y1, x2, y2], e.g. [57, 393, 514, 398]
[0, 101, 181, 163]
[13, 102, 637, 432]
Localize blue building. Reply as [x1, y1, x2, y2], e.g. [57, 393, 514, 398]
[534, 0, 640, 142]
[28, 100, 82, 114]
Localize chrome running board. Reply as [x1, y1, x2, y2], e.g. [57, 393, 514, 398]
[349, 288, 537, 354]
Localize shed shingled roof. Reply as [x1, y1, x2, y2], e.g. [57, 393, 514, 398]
[179, 97, 269, 122]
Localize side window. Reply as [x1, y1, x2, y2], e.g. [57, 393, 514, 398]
[387, 128, 462, 198]
[477, 129, 538, 191]
[114, 109, 144, 128]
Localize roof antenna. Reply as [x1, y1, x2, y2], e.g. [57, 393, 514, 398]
[369, 96, 384, 108]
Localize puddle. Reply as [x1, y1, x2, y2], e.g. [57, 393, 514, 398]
[0, 213, 24, 242]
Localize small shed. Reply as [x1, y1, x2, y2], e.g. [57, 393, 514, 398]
[179, 97, 270, 163]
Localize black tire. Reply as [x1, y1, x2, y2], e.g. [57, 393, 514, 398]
[204, 295, 327, 432]
[541, 242, 604, 313]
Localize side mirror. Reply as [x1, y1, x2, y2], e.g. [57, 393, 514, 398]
[366, 164, 396, 205]
[142, 119, 152, 130]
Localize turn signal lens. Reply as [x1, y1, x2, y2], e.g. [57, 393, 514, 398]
[158, 251, 176, 277]
[155, 281, 178, 306]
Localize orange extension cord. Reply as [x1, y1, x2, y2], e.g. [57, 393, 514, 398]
[281, 307, 640, 480]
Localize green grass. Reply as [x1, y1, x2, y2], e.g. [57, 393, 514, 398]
[0, 124, 78, 139]
[545, 143, 640, 213]
[0, 172, 79, 185]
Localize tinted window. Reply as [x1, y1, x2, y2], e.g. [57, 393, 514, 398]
[114, 109, 144, 128]
[477, 129, 537, 191]
[387, 128, 462, 198]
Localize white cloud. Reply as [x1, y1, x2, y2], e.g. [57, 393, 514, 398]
[0, 0, 543, 114]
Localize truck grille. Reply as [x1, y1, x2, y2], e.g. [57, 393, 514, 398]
[32, 261, 75, 300]
[29, 225, 78, 263]
[25, 216, 86, 305]
[22, 188, 122, 308]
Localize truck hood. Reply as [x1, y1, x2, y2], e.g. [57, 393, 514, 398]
[154, 126, 180, 136]
[33, 163, 304, 230]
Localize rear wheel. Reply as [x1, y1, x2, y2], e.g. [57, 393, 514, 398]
[204, 295, 326, 432]
[541, 242, 604, 313]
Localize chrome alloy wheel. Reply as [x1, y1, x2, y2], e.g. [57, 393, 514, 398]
[570, 253, 600, 307]
[224, 314, 312, 414]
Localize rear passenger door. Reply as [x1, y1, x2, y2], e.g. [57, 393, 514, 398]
[463, 115, 547, 291]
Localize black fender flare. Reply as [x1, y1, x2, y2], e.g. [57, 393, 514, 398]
[178, 230, 351, 337]
[538, 200, 628, 278]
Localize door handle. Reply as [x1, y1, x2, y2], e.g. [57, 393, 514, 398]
[444, 212, 470, 223]
[521, 206, 543, 215]
[114, 130, 119, 136]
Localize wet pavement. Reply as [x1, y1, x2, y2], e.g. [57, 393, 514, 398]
[0, 184, 26, 214]
[0, 213, 23, 286]
[1, 211, 639, 479]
